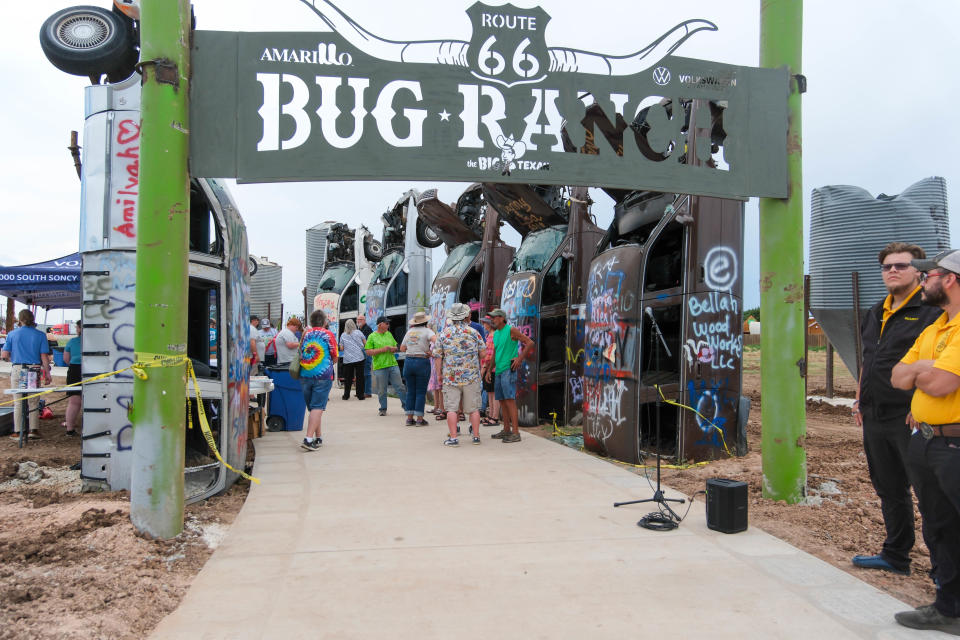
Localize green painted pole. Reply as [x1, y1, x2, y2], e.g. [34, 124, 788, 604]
[129, 0, 191, 538]
[759, 0, 806, 502]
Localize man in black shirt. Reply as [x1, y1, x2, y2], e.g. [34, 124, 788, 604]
[852, 242, 940, 575]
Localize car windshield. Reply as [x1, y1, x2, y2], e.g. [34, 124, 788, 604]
[316, 263, 355, 293]
[371, 251, 403, 284]
[436, 242, 481, 278]
[508, 226, 566, 274]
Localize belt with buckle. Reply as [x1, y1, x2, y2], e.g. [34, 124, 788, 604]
[919, 422, 960, 439]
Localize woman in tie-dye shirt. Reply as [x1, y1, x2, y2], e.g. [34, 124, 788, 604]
[298, 309, 338, 451]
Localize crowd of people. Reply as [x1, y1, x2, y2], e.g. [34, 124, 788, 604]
[9, 240, 960, 633]
[287, 302, 532, 451]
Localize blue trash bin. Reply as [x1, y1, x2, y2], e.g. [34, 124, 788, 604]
[52, 348, 66, 367]
[265, 366, 306, 431]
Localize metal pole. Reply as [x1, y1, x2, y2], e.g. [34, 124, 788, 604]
[852, 271, 863, 380]
[302, 287, 308, 322]
[759, 0, 806, 502]
[129, 0, 191, 538]
[803, 274, 810, 398]
[825, 341, 834, 398]
[68, 131, 82, 180]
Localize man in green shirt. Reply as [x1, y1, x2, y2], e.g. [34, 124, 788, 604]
[365, 316, 407, 416]
[483, 309, 534, 443]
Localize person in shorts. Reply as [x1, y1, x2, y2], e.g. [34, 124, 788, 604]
[62, 320, 83, 436]
[298, 309, 338, 451]
[433, 303, 485, 446]
[483, 309, 534, 443]
[479, 314, 500, 426]
[1, 309, 52, 440]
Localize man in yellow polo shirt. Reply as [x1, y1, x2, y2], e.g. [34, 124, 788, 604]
[891, 249, 960, 634]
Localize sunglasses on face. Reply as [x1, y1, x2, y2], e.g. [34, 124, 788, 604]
[880, 263, 912, 272]
[921, 271, 954, 282]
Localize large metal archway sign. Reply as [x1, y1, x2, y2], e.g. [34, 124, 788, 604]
[190, 1, 788, 198]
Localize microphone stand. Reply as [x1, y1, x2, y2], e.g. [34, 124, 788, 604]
[614, 307, 684, 524]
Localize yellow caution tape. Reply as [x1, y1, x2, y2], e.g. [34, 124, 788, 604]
[3, 352, 259, 485]
[0, 364, 137, 406]
[183, 357, 260, 484]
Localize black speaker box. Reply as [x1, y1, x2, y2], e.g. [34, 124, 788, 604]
[705, 478, 748, 534]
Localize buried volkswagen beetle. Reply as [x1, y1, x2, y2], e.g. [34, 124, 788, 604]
[417, 183, 515, 330]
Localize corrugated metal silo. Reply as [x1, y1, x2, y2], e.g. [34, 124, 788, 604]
[809, 177, 949, 378]
[249, 256, 282, 324]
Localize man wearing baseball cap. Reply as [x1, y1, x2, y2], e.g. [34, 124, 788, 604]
[891, 249, 960, 634]
[483, 308, 534, 443]
[364, 316, 406, 416]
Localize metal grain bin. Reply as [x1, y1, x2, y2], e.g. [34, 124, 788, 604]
[249, 255, 282, 323]
[306, 222, 334, 315]
[809, 177, 949, 378]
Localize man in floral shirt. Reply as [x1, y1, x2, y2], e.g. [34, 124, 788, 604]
[434, 303, 485, 446]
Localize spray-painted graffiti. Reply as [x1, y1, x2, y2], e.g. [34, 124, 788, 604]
[224, 210, 251, 464]
[501, 274, 538, 319]
[569, 375, 583, 404]
[429, 282, 455, 330]
[502, 273, 539, 425]
[703, 246, 738, 291]
[411, 290, 429, 313]
[365, 283, 387, 325]
[687, 291, 742, 371]
[110, 119, 140, 243]
[583, 250, 641, 450]
[80, 252, 138, 487]
[687, 378, 737, 449]
[314, 293, 340, 340]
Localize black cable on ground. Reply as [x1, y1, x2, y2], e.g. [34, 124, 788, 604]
[636, 490, 705, 531]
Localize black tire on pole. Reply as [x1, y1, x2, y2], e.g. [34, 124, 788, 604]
[39, 6, 137, 80]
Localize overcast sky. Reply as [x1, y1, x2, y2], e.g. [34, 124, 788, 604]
[4, 0, 958, 323]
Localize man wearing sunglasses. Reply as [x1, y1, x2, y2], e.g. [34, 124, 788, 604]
[853, 242, 940, 578]
[890, 249, 960, 634]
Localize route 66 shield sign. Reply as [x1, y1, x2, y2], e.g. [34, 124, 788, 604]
[464, 2, 550, 87]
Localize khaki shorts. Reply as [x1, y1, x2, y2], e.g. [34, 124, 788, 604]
[442, 380, 481, 415]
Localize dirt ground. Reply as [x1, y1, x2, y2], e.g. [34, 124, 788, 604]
[0, 372, 250, 640]
[0, 348, 934, 638]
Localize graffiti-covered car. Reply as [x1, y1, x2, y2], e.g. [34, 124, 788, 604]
[364, 190, 433, 352]
[583, 189, 746, 465]
[417, 184, 515, 330]
[75, 75, 261, 502]
[312, 222, 382, 340]
[484, 183, 604, 427]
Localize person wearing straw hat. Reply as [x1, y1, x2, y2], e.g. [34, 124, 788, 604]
[434, 303, 485, 446]
[399, 311, 436, 425]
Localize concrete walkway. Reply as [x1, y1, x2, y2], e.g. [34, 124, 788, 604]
[150, 394, 920, 639]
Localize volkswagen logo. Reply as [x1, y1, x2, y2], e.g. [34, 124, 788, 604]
[652, 66, 671, 86]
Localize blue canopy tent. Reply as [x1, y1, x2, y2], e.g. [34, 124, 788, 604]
[0, 253, 82, 308]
